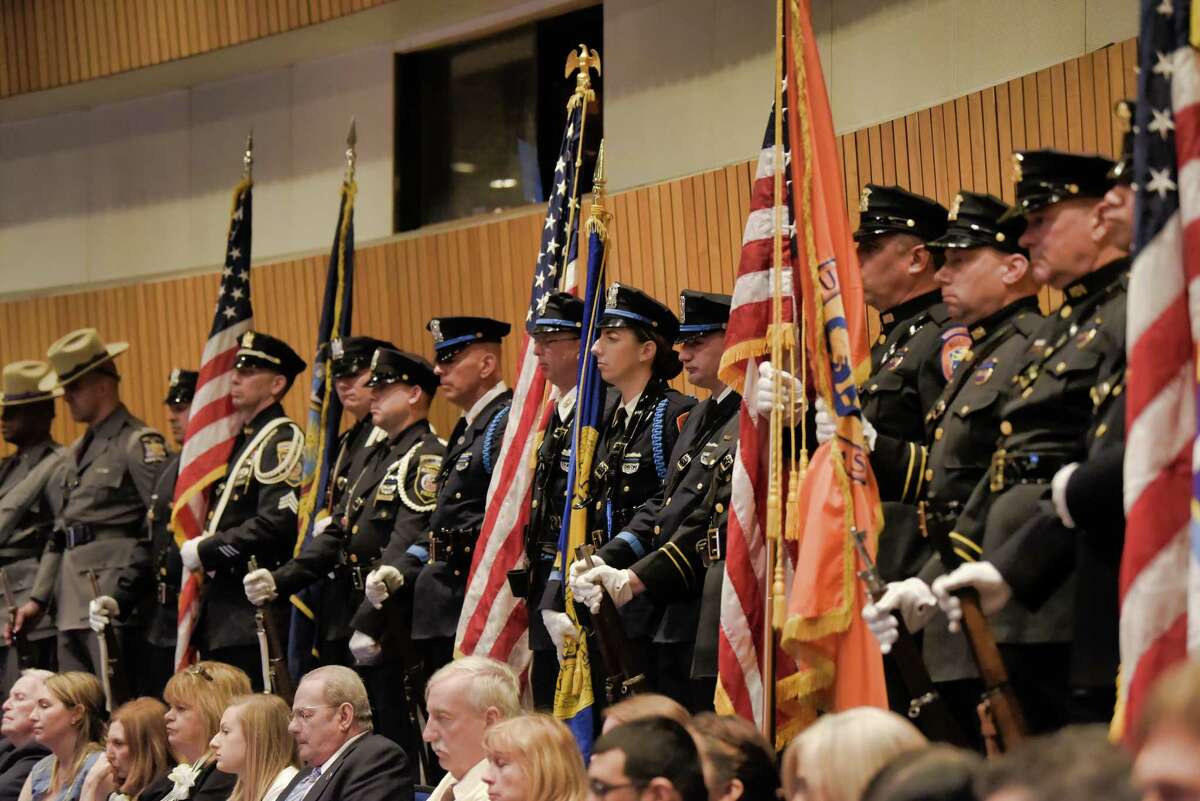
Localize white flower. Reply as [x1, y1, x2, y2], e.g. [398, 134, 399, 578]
[165, 763, 200, 799]
[111, 794, 132, 801]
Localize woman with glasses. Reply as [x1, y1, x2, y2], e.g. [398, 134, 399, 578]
[149, 662, 252, 801]
[17, 672, 105, 801]
[481, 715, 585, 801]
[209, 695, 298, 801]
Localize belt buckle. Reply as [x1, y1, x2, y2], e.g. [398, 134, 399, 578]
[428, 535, 440, 564]
[65, 525, 85, 549]
[705, 527, 721, 563]
[351, 567, 364, 591]
[590, 529, 604, 550]
[157, 581, 167, 605]
[989, 449, 1007, 493]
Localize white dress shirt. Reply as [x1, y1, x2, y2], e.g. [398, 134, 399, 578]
[428, 758, 489, 801]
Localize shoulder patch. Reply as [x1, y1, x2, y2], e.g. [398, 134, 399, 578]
[940, 327, 972, 381]
[140, 433, 168, 464]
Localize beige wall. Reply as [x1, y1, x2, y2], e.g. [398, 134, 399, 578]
[603, 0, 1137, 190]
[0, 0, 1137, 297]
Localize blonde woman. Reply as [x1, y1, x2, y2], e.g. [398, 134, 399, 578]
[781, 708, 927, 801]
[102, 698, 172, 801]
[600, 694, 690, 735]
[152, 662, 252, 801]
[209, 695, 298, 801]
[17, 672, 105, 801]
[481, 715, 586, 801]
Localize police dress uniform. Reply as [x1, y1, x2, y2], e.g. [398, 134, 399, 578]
[855, 185, 970, 582]
[324, 337, 397, 514]
[398, 317, 512, 674]
[948, 151, 1125, 731]
[29, 329, 169, 675]
[584, 284, 696, 693]
[0, 362, 66, 689]
[191, 332, 306, 689]
[137, 368, 196, 697]
[601, 290, 736, 712]
[516, 293, 583, 709]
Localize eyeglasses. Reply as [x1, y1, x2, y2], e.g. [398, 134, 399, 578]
[588, 779, 641, 798]
[288, 705, 337, 724]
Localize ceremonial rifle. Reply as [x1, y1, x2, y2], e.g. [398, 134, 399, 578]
[377, 561, 436, 781]
[248, 556, 296, 704]
[0, 569, 33, 670]
[575, 543, 646, 702]
[87, 570, 132, 711]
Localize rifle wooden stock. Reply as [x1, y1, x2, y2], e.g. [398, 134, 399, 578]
[575, 544, 645, 703]
[922, 508, 1028, 751]
[850, 529, 969, 747]
[0, 570, 33, 670]
[86, 570, 132, 710]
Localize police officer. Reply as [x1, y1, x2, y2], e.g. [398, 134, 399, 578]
[570, 290, 734, 712]
[368, 316, 512, 675]
[0, 361, 66, 688]
[17, 329, 169, 674]
[109, 367, 196, 698]
[179, 331, 306, 688]
[561, 283, 695, 693]
[513, 292, 583, 709]
[325, 336, 397, 513]
[852, 192, 1041, 745]
[934, 140, 1135, 729]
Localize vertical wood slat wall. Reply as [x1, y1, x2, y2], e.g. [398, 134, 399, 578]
[0, 38, 1137, 447]
[0, 0, 397, 99]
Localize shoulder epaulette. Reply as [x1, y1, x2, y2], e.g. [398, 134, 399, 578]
[651, 398, 669, 481]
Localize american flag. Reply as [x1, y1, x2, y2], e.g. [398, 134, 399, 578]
[455, 73, 590, 677]
[1119, 0, 1200, 739]
[172, 176, 254, 669]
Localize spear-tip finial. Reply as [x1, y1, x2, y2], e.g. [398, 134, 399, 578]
[243, 129, 254, 177]
[593, 139, 606, 188]
[345, 117, 357, 178]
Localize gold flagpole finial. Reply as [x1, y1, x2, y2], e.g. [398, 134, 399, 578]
[345, 117, 357, 181]
[243, 130, 254, 179]
[587, 140, 610, 239]
[565, 44, 601, 110]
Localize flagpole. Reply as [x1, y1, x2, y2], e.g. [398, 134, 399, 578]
[244, 130, 254, 179]
[557, 45, 601, 289]
[762, 0, 787, 747]
[345, 117, 357, 181]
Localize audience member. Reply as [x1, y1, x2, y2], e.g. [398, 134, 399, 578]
[781, 708, 926, 801]
[688, 713, 779, 801]
[1132, 662, 1200, 801]
[861, 745, 982, 801]
[481, 714, 586, 801]
[602, 695, 690, 735]
[973, 725, 1135, 801]
[102, 697, 172, 801]
[18, 672, 105, 801]
[0, 671, 51, 801]
[588, 717, 708, 801]
[211, 694, 297, 801]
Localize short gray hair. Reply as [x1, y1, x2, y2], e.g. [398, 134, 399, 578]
[304, 665, 373, 729]
[18, 669, 53, 683]
[426, 656, 521, 719]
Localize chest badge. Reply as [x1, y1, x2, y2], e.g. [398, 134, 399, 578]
[973, 357, 998, 385]
[885, 346, 908, 371]
[456, 451, 472, 471]
[622, 453, 643, 475]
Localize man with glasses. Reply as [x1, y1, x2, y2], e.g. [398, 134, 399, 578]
[588, 717, 707, 801]
[279, 665, 414, 801]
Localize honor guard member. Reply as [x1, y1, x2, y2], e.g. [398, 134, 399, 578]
[511, 292, 583, 709]
[110, 368, 196, 697]
[17, 329, 169, 675]
[558, 283, 695, 693]
[570, 290, 734, 712]
[847, 192, 1041, 746]
[325, 336, 396, 512]
[0, 361, 67, 689]
[371, 316, 513, 674]
[179, 331, 306, 688]
[935, 139, 1136, 730]
[245, 348, 444, 754]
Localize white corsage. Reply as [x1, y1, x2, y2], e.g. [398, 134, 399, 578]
[162, 762, 201, 801]
[110, 793, 132, 801]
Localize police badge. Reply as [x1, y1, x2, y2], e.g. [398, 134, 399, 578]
[430, 319, 443, 344]
[606, 283, 620, 309]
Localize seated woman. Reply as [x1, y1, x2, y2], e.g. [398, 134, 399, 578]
[99, 698, 173, 801]
[17, 672, 105, 801]
[689, 713, 780, 801]
[481, 714, 586, 801]
[209, 695, 297, 801]
[151, 662, 252, 801]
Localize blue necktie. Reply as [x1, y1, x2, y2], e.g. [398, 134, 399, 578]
[283, 766, 321, 801]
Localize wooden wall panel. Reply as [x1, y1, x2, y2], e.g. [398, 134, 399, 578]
[0, 39, 1136, 449]
[0, 0, 398, 99]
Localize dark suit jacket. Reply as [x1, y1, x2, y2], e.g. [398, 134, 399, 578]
[278, 733, 414, 801]
[0, 738, 47, 801]
[140, 761, 235, 801]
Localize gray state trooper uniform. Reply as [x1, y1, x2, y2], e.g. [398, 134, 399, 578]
[32, 404, 167, 673]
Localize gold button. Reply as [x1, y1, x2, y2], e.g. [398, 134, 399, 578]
[623, 485, 630, 492]
[454, 570, 461, 576]
[959, 405, 970, 414]
[352, 525, 359, 534]
[1055, 362, 1067, 374]
[1113, 384, 1123, 396]
[1022, 387, 1034, 398]
[924, 468, 934, 481]
[596, 501, 603, 510]
[1096, 423, 1108, 438]
[1000, 421, 1013, 436]
[1060, 305, 1072, 318]
[877, 335, 886, 345]
[455, 492, 462, 499]
[934, 428, 944, 440]
[697, 482, 705, 490]
[654, 525, 661, 535]
[350, 554, 358, 563]
[715, 503, 725, 513]
[665, 497, 672, 506]
[531, 499, 539, 509]
[869, 384, 879, 392]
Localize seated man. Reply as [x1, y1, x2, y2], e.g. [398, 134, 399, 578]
[1132, 662, 1200, 801]
[0, 670, 51, 801]
[589, 717, 708, 801]
[423, 656, 522, 801]
[278, 665, 415, 801]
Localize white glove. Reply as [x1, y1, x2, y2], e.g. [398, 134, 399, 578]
[931, 562, 1012, 632]
[180, 537, 204, 572]
[348, 631, 382, 666]
[574, 565, 635, 614]
[860, 578, 937, 654]
[88, 596, 119, 633]
[365, 566, 403, 610]
[542, 610, 576, 662]
[243, 568, 277, 606]
[313, 515, 335, 537]
[567, 556, 605, 598]
[814, 397, 835, 445]
[753, 361, 805, 419]
[1051, 463, 1080, 528]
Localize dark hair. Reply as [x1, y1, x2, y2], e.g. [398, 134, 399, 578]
[973, 725, 1135, 801]
[594, 716, 707, 801]
[631, 325, 683, 381]
[689, 713, 780, 801]
[861, 745, 982, 801]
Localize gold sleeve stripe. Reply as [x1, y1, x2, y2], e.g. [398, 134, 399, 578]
[908, 445, 929, 502]
[900, 442, 918, 500]
[662, 542, 696, 585]
[949, 531, 983, 555]
[953, 547, 978, 563]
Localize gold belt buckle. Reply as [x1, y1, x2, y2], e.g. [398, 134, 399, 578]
[428, 535, 440, 564]
[989, 449, 1007, 493]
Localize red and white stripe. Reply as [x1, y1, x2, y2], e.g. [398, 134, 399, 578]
[1120, 43, 1200, 736]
